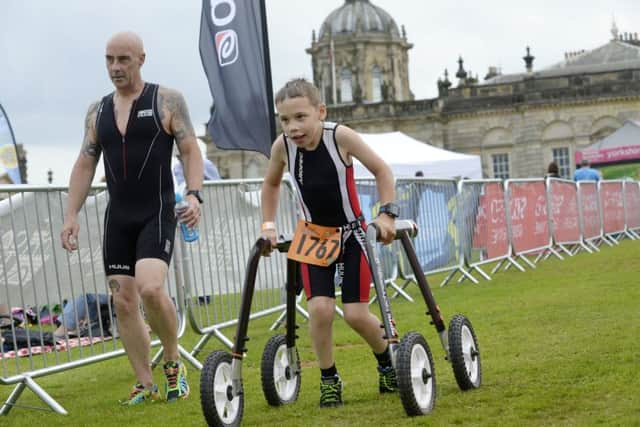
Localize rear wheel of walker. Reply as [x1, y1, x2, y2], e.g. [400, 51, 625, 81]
[200, 350, 244, 427]
[448, 314, 482, 390]
[261, 334, 301, 406]
[396, 331, 436, 416]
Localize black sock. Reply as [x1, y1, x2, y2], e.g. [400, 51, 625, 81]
[374, 345, 392, 368]
[321, 364, 338, 379]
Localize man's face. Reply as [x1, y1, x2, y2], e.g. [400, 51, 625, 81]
[105, 40, 144, 90]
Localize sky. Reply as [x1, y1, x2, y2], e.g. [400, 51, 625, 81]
[1, 0, 639, 184]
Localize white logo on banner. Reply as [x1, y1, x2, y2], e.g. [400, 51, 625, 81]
[210, 0, 239, 67]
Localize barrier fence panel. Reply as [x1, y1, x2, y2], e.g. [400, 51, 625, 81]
[505, 179, 562, 268]
[183, 178, 300, 353]
[394, 179, 463, 286]
[462, 180, 523, 279]
[0, 185, 188, 415]
[546, 178, 588, 255]
[599, 180, 626, 244]
[623, 180, 640, 239]
[355, 179, 414, 302]
[576, 181, 605, 250]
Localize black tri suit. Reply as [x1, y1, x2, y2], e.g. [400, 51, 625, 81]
[95, 83, 176, 276]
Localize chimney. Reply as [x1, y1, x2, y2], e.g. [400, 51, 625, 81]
[523, 46, 534, 73]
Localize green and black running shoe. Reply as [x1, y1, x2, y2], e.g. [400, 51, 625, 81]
[119, 383, 160, 406]
[378, 365, 397, 393]
[164, 360, 190, 402]
[319, 375, 343, 408]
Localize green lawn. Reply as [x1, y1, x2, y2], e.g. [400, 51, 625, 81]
[2, 240, 639, 426]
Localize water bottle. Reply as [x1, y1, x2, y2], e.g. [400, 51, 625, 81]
[175, 192, 199, 242]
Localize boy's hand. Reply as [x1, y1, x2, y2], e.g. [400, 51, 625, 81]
[261, 222, 277, 255]
[372, 214, 396, 245]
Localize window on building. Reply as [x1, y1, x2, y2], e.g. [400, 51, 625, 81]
[340, 68, 352, 103]
[372, 66, 382, 102]
[552, 147, 571, 178]
[492, 153, 510, 179]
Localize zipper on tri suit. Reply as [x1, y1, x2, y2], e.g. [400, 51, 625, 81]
[121, 97, 139, 180]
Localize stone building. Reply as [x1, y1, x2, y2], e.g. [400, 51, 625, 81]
[205, 0, 640, 180]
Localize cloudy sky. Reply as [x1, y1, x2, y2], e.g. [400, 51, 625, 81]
[1, 0, 639, 184]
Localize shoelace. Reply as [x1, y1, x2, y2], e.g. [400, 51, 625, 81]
[127, 384, 146, 400]
[165, 366, 178, 388]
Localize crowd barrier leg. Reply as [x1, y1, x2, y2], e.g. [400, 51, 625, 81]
[270, 294, 309, 331]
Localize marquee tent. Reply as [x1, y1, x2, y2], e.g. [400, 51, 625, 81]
[353, 131, 482, 179]
[575, 120, 640, 165]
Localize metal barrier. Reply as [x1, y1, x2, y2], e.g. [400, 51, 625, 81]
[184, 178, 300, 352]
[461, 180, 524, 279]
[546, 178, 589, 255]
[598, 180, 627, 244]
[576, 181, 606, 250]
[623, 180, 640, 239]
[0, 184, 192, 414]
[505, 179, 562, 268]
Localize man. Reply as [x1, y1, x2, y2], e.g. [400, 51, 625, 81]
[573, 159, 601, 181]
[60, 31, 204, 406]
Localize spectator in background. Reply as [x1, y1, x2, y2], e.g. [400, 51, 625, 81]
[174, 152, 220, 187]
[546, 161, 560, 178]
[415, 170, 424, 177]
[54, 293, 114, 339]
[573, 159, 600, 181]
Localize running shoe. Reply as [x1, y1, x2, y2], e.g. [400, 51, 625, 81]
[119, 383, 160, 406]
[164, 360, 190, 402]
[378, 365, 397, 393]
[319, 375, 343, 408]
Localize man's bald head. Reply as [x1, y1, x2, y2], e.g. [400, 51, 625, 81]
[106, 31, 145, 56]
[105, 31, 146, 92]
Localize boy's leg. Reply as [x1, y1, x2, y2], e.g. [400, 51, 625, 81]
[342, 303, 387, 353]
[308, 296, 337, 369]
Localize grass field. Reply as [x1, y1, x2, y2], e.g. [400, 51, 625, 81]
[1, 239, 639, 426]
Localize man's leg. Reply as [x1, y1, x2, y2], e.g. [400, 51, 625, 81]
[109, 274, 155, 389]
[134, 258, 177, 361]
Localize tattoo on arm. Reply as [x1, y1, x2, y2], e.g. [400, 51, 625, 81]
[160, 88, 196, 145]
[82, 101, 102, 161]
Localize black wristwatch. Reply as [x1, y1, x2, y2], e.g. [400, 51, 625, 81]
[378, 202, 399, 219]
[186, 190, 204, 204]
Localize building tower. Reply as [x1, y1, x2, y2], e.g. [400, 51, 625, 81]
[306, 0, 413, 105]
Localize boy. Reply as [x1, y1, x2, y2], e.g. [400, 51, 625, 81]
[261, 78, 399, 407]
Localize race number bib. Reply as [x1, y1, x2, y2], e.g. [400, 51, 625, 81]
[287, 220, 342, 267]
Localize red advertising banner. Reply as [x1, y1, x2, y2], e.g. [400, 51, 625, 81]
[576, 145, 640, 165]
[548, 180, 580, 244]
[623, 181, 640, 229]
[577, 182, 601, 240]
[599, 181, 625, 234]
[508, 181, 550, 254]
[472, 182, 509, 260]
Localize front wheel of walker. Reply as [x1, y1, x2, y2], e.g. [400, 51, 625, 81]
[448, 314, 482, 390]
[200, 350, 244, 427]
[396, 331, 436, 416]
[261, 334, 301, 406]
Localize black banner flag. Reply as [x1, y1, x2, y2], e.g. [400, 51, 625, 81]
[199, 0, 275, 158]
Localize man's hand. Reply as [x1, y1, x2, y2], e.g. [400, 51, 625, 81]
[178, 194, 201, 228]
[61, 217, 80, 251]
[371, 214, 396, 245]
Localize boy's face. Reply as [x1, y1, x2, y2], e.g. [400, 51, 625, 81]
[276, 96, 326, 150]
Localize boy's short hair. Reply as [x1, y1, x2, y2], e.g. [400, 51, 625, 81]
[275, 78, 322, 106]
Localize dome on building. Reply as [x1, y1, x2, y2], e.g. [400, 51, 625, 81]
[318, 0, 400, 40]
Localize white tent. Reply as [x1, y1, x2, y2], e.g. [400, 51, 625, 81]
[354, 131, 482, 179]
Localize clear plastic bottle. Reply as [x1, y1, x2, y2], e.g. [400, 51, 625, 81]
[175, 192, 199, 242]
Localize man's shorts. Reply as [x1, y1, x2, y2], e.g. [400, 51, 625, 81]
[103, 208, 176, 277]
[299, 234, 371, 304]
